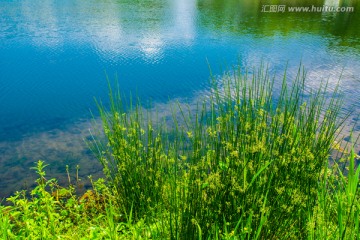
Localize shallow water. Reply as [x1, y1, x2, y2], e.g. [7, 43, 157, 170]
[1, 0, 359, 197]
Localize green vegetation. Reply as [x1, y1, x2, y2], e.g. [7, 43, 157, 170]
[1, 66, 359, 239]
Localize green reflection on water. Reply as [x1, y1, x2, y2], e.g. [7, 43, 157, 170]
[197, 0, 360, 49]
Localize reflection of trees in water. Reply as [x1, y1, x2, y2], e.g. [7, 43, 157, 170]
[331, 1, 360, 47]
[197, 0, 360, 49]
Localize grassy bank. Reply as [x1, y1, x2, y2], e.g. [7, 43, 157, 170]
[1, 66, 359, 239]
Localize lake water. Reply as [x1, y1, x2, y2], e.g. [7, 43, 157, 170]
[1, 0, 359, 197]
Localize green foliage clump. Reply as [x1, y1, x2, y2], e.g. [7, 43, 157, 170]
[0, 160, 123, 239]
[91, 65, 359, 239]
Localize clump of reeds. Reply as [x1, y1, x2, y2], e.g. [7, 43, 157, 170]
[91, 64, 360, 239]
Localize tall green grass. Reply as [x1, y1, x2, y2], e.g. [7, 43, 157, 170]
[91, 65, 357, 239]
